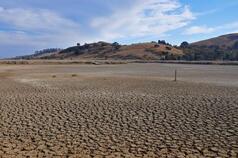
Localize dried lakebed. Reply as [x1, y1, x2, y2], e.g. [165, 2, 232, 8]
[0, 64, 238, 157]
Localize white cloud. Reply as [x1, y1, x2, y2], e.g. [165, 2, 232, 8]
[0, 30, 81, 48]
[184, 22, 238, 35]
[91, 0, 195, 41]
[0, 6, 79, 32]
[220, 22, 238, 30]
[0, 6, 86, 49]
[184, 26, 215, 35]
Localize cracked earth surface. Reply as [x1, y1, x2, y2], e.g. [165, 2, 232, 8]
[0, 64, 238, 157]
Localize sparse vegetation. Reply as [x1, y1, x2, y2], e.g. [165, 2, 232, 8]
[165, 46, 172, 50]
[158, 40, 171, 46]
[11, 33, 238, 61]
[13, 48, 62, 60]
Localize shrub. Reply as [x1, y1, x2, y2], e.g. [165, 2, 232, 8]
[112, 42, 121, 50]
[232, 41, 238, 49]
[165, 46, 172, 50]
[180, 41, 189, 48]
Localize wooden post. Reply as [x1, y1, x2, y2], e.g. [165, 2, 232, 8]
[174, 69, 177, 82]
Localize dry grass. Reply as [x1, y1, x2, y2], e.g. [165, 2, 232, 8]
[71, 74, 77, 77]
[1, 59, 238, 66]
[0, 60, 128, 65]
[0, 71, 15, 79]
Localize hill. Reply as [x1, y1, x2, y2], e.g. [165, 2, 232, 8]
[34, 42, 184, 60]
[13, 48, 62, 60]
[13, 33, 238, 61]
[182, 33, 238, 60]
[192, 33, 238, 48]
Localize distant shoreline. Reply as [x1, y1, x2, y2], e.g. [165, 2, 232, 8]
[0, 60, 238, 65]
[134, 60, 238, 65]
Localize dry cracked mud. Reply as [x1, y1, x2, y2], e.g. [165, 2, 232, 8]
[0, 64, 238, 157]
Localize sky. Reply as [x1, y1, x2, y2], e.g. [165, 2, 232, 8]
[0, 0, 238, 58]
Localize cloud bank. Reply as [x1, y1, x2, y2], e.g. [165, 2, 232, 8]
[92, 0, 195, 40]
[184, 22, 238, 35]
[184, 26, 215, 35]
[0, 6, 83, 50]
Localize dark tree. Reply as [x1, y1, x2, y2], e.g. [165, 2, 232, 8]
[158, 40, 166, 45]
[112, 42, 119, 46]
[158, 40, 172, 46]
[112, 42, 121, 50]
[180, 41, 189, 48]
[232, 41, 238, 49]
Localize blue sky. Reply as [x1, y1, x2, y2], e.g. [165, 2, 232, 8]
[0, 0, 238, 58]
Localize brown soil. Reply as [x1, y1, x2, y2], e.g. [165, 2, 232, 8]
[0, 64, 238, 157]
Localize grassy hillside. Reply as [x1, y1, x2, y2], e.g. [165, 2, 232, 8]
[39, 42, 184, 60]
[181, 33, 238, 60]
[13, 33, 238, 61]
[192, 33, 238, 48]
[13, 48, 61, 60]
